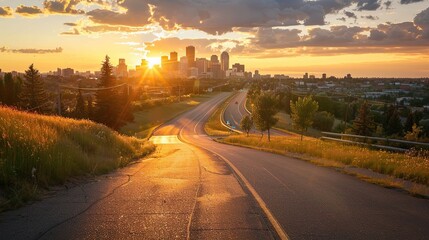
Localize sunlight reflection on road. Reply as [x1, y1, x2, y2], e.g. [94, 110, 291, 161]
[150, 135, 181, 144]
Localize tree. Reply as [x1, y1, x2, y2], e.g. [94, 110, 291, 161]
[19, 64, 50, 113]
[385, 109, 403, 136]
[290, 96, 319, 141]
[240, 115, 253, 136]
[86, 96, 94, 120]
[3, 73, 20, 106]
[312, 111, 335, 132]
[253, 94, 279, 141]
[0, 77, 4, 104]
[95, 56, 121, 129]
[404, 124, 422, 141]
[74, 90, 85, 118]
[352, 101, 376, 136]
[404, 111, 415, 133]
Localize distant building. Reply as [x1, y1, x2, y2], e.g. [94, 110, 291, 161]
[345, 73, 352, 79]
[116, 58, 128, 78]
[180, 56, 188, 77]
[188, 67, 198, 78]
[232, 63, 245, 73]
[186, 46, 195, 68]
[62, 68, 74, 77]
[170, 52, 179, 71]
[161, 56, 169, 71]
[136, 59, 149, 75]
[322, 73, 327, 79]
[196, 58, 208, 76]
[220, 51, 229, 72]
[303, 72, 309, 79]
[211, 63, 222, 79]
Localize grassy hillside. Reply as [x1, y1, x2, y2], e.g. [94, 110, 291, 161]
[0, 107, 155, 210]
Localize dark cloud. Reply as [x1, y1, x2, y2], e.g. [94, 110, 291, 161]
[0, 6, 13, 17]
[356, 0, 381, 11]
[400, 0, 424, 4]
[64, 22, 77, 26]
[414, 7, 429, 38]
[345, 11, 357, 19]
[43, 0, 85, 14]
[384, 1, 392, 9]
[363, 15, 379, 20]
[15, 5, 43, 16]
[0, 47, 63, 54]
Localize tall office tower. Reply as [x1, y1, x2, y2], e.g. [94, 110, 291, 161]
[210, 55, 219, 64]
[170, 52, 178, 62]
[179, 56, 188, 76]
[116, 58, 128, 78]
[170, 51, 179, 71]
[161, 56, 169, 70]
[220, 51, 229, 72]
[196, 58, 208, 75]
[186, 46, 195, 68]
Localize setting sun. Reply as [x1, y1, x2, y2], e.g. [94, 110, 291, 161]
[147, 57, 160, 69]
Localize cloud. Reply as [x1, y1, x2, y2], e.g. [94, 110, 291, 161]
[0, 6, 13, 17]
[43, 0, 85, 14]
[363, 15, 379, 20]
[345, 11, 357, 19]
[15, 5, 43, 16]
[414, 6, 429, 38]
[356, 0, 381, 11]
[0, 47, 63, 54]
[400, 0, 424, 4]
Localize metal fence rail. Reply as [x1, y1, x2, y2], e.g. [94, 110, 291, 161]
[320, 132, 429, 152]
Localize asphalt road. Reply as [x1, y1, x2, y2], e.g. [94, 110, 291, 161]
[223, 90, 288, 136]
[1, 92, 429, 239]
[177, 92, 429, 239]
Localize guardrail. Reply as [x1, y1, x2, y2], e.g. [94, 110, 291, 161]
[320, 132, 429, 152]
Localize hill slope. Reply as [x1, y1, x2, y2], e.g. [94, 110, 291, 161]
[0, 107, 155, 210]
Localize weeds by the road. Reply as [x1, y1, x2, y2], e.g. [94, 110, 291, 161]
[0, 107, 155, 210]
[205, 93, 236, 136]
[220, 134, 429, 186]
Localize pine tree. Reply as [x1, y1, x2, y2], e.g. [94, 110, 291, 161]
[19, 64, 50, 113]
[74, 90, 85, 119]
[404, 111, 414, 133]
[95, 56, 120, 129]
[386, 109, 403, 136]
[352, 101, 376, 136]
[0, 77, 4, 104]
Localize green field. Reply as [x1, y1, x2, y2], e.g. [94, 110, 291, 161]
[0, 107, 155, 210]
[204, 92, 236, 136]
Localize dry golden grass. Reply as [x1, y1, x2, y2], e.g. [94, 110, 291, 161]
[221, 134, 429, 186]
[0, 107, 155, 210]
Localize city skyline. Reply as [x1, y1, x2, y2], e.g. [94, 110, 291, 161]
[1, 0, 429, 77]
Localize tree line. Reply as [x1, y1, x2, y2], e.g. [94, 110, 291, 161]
[242, 83, 429, 142]
[0, 56, 134, 130]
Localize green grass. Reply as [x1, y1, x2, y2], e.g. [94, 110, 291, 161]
[205, 92, 236, 136]
[0, 107, 155, 210]
[220, 134, 429, 186]
[121, 94, 217, 138]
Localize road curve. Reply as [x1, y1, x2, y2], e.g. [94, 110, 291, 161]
[168, 92, 429, 239]
[223, 90, 289, 136]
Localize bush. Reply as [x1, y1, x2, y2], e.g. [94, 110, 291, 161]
[312, 111, 335, 131]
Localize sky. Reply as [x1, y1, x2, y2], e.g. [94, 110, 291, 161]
[1, 0, 429, 77]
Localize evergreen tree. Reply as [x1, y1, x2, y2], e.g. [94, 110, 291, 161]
[404, 112, 415, 133]
[386, 109, 403, 136]
[253, 94, 279, 141]
[352, 101, 376, 136]
[95, 56, 120, 129]
[74, 90, 85, 118]
[3, 73, 17, 106]
[290, 96, 319, 141]
[19, 64, 50, 113]
[0, 77, 4, 104]
[86, 96, 94, 120]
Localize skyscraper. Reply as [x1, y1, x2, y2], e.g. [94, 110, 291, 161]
[220, 51, 229, 72]
[170, 52, 178, 62]
[161, 56, 169, 70]
[186, 46, 195, 68]
[170, 52, 179, 71]
[116, 58, 128, 78]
